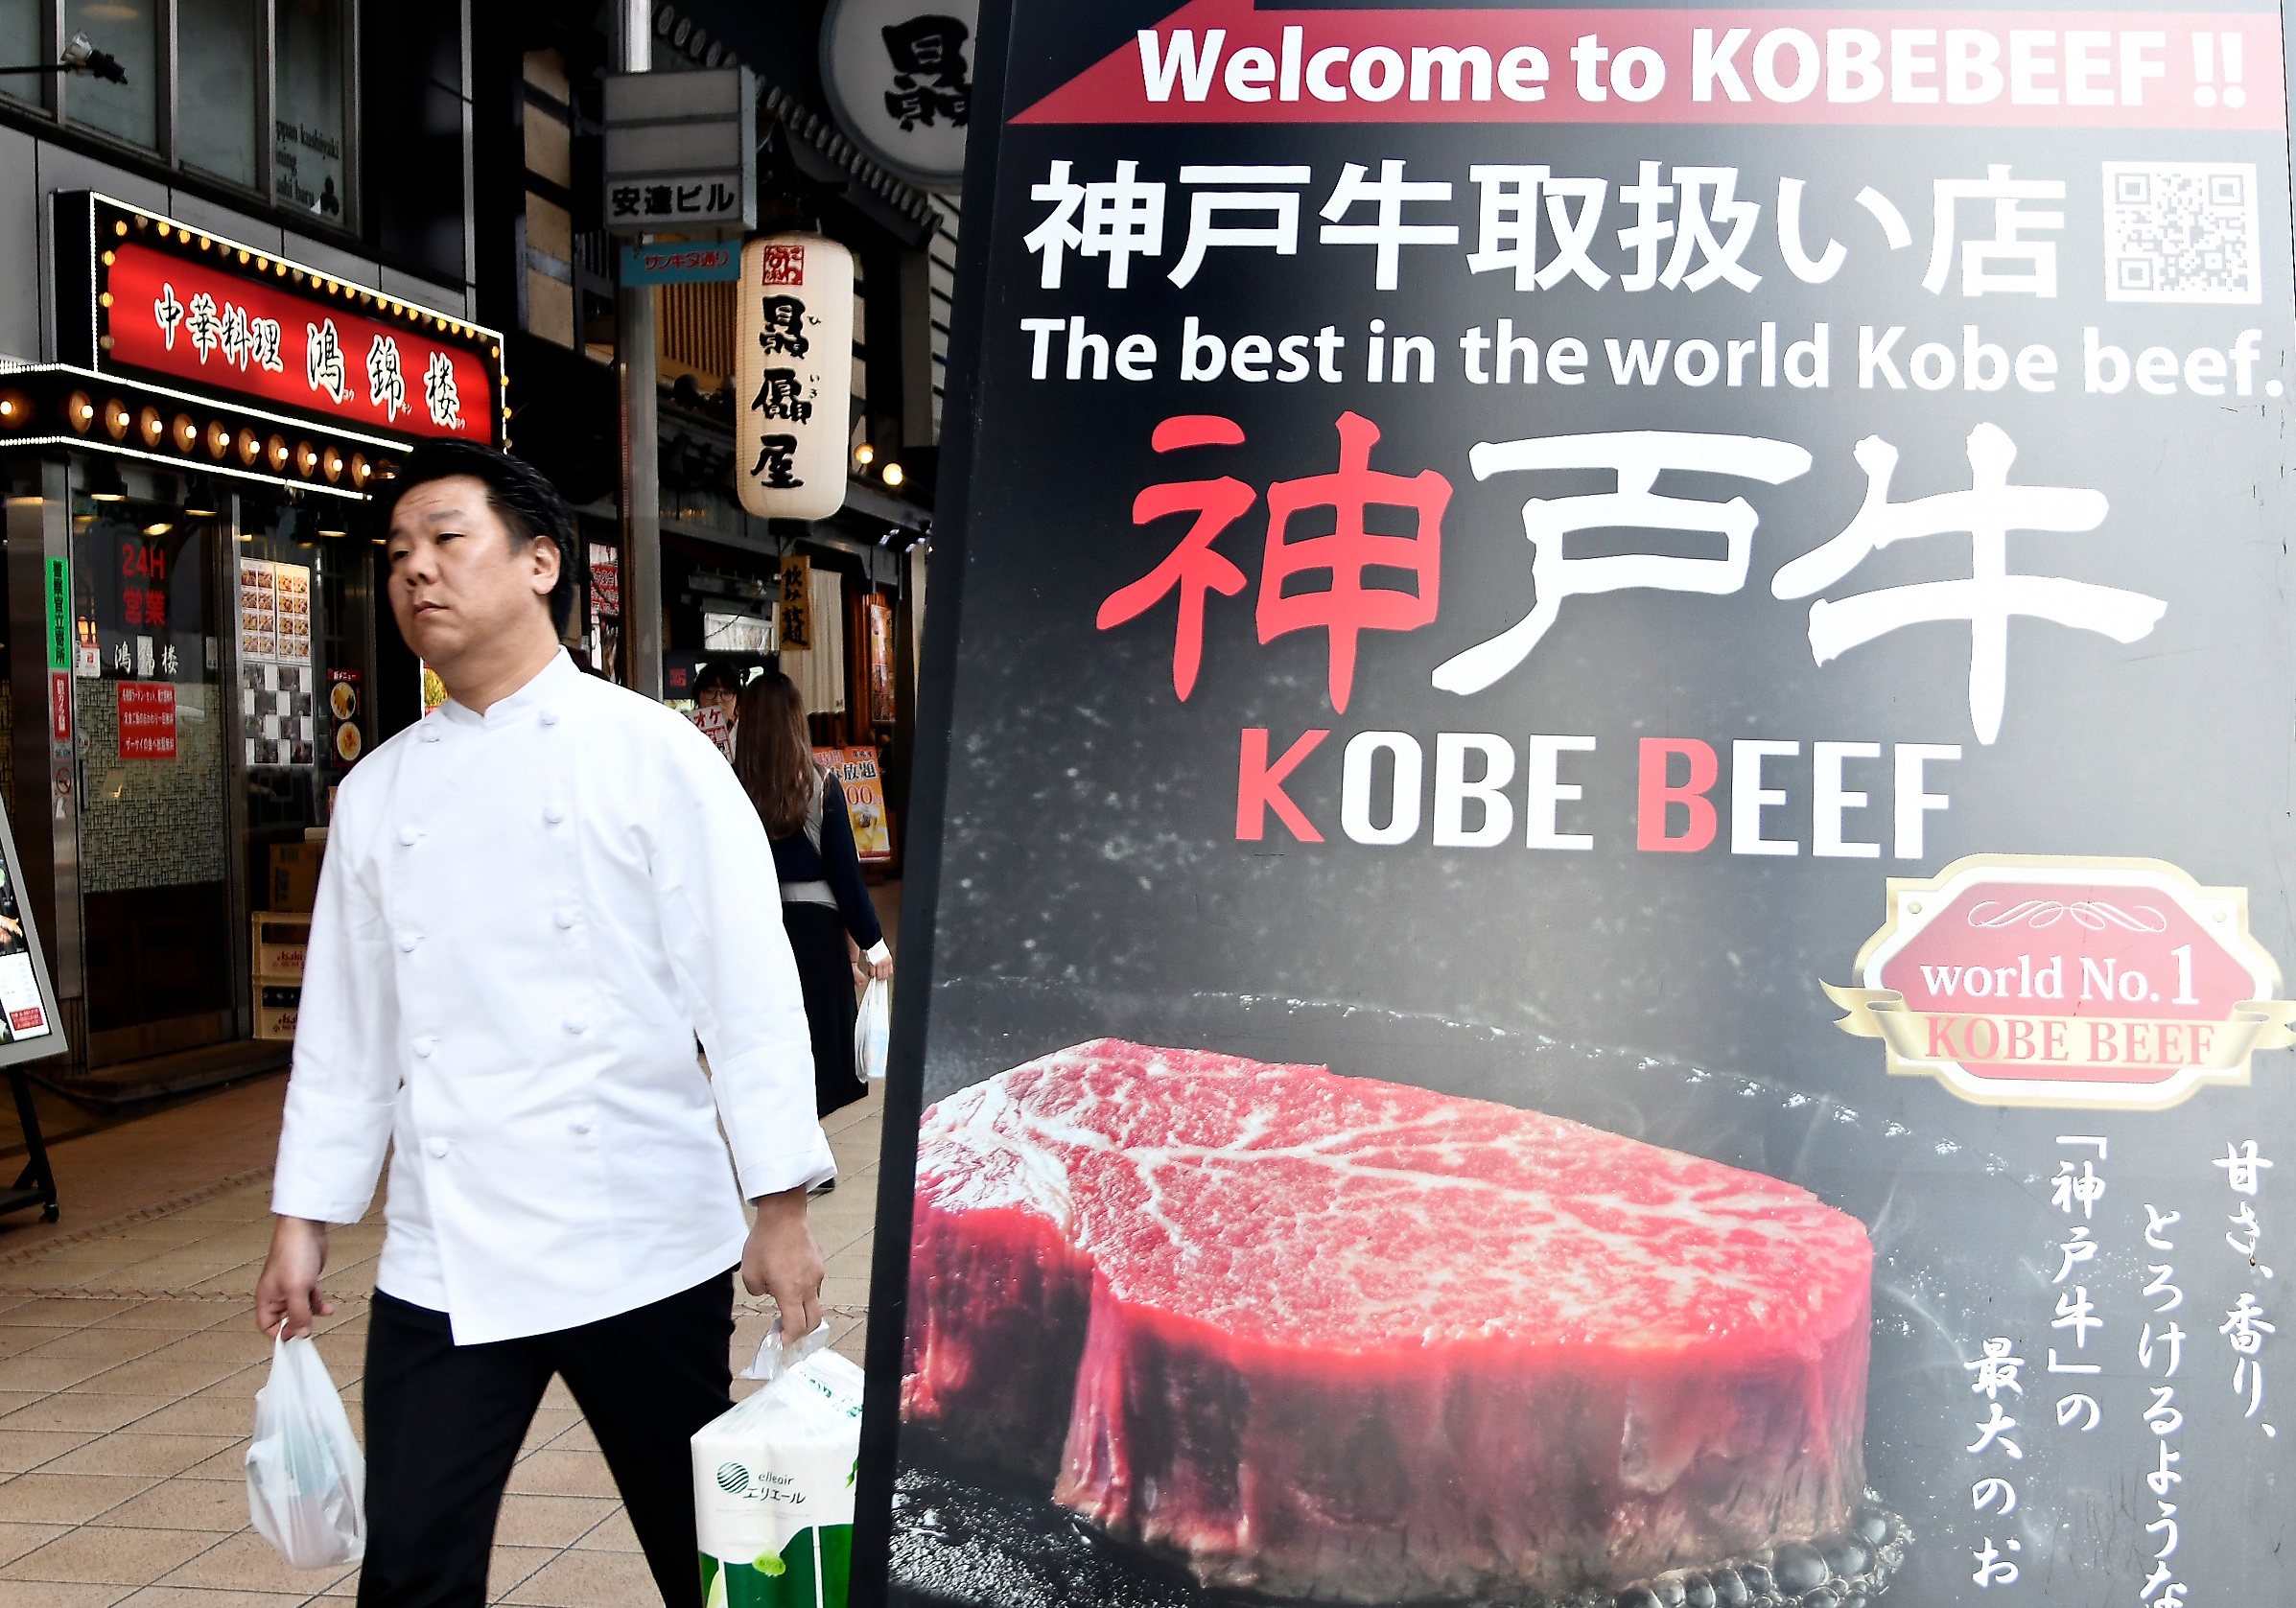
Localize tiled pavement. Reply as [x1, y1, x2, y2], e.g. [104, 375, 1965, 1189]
[0, 1084, 885, 1607]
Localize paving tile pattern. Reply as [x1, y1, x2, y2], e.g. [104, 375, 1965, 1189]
[0, 1088, 885, 1607]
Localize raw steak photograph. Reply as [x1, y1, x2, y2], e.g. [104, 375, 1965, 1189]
[900, 1040, 1906, 1606]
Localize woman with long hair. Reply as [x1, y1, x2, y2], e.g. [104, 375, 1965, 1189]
[732, 672, 891, 1119]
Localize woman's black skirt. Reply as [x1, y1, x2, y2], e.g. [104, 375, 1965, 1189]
[783, 901, 867, 1118]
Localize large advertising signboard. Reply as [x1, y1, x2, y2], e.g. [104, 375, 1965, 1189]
[862, 5, 2296, 1607]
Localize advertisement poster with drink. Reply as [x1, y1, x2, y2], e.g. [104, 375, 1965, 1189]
[857, 5, 2296, 1608]
[818, 747, 895, 864]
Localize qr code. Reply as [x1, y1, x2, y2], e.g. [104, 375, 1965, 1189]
[2101, 161, 2261, 305]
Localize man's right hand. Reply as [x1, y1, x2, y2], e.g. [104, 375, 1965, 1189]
[742, 1188, 826, 1340]
[255, 1217, 336, 1338]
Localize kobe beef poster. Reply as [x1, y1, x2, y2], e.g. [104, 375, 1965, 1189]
[856, 5, 2296, 1608]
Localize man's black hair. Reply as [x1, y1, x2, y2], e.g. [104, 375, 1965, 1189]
[376, 440, 584, 635]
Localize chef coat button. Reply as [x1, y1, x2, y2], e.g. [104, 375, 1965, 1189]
[395, 932, 420, 953]
[543, 804, 566, 826]
[552, 910, 576, 930]
[425, 1137, 450, 1158]
[398, 825, 421, 846]
[412, 1037, 436, 1059]
[562, 1017, 587, 1036]
[419, 724, 440, 744]
[540, 708, 560, 726]
[570, 1119, 593, 1135]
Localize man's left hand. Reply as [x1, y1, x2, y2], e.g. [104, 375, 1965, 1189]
[743, 1187, 826, 1340]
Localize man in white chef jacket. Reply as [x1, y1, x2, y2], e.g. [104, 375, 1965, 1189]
[255, 441, 834, 1608]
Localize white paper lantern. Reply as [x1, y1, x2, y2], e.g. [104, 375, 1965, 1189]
[736, 234, 855, 523]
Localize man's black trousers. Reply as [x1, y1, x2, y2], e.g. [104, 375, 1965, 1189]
[356, 1273, 735, 1608]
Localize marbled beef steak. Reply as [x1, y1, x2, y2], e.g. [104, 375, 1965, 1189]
[902, 1040, 1874, 1603]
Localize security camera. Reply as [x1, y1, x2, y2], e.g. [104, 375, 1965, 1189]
[60, 32, 126, 84]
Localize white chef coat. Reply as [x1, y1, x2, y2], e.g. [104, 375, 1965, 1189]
[270, 650, 834, 1345]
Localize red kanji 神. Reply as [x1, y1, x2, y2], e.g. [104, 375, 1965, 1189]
[1261, 411, 1448, 712]
[1099, 410, 1450, 711]
[1096, 415, 1254, 699]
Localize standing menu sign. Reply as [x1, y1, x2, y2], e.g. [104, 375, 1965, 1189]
[0, 801, 64, 1053]
[866, 6, 2296, 1608]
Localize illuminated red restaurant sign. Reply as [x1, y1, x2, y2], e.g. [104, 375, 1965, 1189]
[58, 193, 504, 449]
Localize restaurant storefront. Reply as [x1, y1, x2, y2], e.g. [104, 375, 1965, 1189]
[1, 193, 502, 1086]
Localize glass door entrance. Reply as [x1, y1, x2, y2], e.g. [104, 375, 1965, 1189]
[235, 491, 376, 953]
[70, 470, 233, 1063]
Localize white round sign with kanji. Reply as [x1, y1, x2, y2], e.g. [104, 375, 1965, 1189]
[821, 0, 977, 191]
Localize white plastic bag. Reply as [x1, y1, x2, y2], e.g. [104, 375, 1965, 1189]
[742, 1314, 834, 1382]
[698, 1318, 865, 1606]
[246, 1324, 365, 1570]
[855, 979, 890, 1083]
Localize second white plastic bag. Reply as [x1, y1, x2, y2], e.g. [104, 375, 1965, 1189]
[246, 1325, 365, 1571]
[855, 979, 890, 1083]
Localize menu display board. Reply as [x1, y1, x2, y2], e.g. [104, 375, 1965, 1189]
[328, 668, 363, 765]
[239, 557, 276, 661]
[239, 557, 315, 765]
[862, 6, 2296, 1608]
[273, 563, 311, 665]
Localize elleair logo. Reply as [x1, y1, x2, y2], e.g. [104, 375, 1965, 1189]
[1827, 854, 2296, 1109]
[715, 1462, 750, 1494]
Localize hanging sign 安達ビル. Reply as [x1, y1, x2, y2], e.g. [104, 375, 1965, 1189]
[603, 68, 757, 236]
[736, 235, 854, 524]
[58, 194, 504, 449]
[867, 7, 2296, 1608]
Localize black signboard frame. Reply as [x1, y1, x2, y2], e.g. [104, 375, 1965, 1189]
[854, 0, 1016, 1596]
[856, 4, 2296, 1606]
